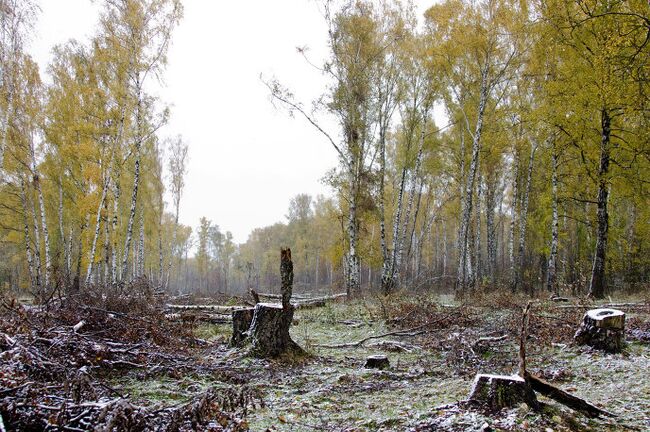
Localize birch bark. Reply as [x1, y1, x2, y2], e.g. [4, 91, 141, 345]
[588, 109, 610, 299]
[456, 67, 489, 292]
[546, 143, 559, 294]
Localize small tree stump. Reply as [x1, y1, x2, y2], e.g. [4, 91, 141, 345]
[468, 374, 538, 410]
[248, 303, 301, 357]
[364, 355, 390, 369]
[574, 308, 625, 353]
[230, 307, 255, 346]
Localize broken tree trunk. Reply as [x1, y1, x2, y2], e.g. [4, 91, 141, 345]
[230, 307, 255, 346]
[524, 304, 615, 418]
[574, 308, 625, 353]
[248, 248, 302, 357]
[525, 373, 615, 418]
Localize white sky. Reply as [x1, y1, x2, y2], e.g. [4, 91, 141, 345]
[31, 0, 433, 244]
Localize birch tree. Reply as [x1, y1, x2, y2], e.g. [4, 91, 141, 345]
[165, 134, 187, 290]
[426, 0, 524, 293]
[98, 0, 182, 283]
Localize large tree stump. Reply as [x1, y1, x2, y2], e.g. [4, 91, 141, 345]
[468, 374, 538, 410]
[230, 307, 255, 346]
[248, 303, 301, 357]
[574, 308, 625, 353]
[247, 248, 303, 357]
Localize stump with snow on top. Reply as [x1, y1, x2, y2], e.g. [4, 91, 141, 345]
[574, 308, 625, 353]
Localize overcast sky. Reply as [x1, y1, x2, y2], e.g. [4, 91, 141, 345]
[31, 0, 432, 244]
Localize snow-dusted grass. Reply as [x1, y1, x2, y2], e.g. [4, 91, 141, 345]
[110, 294, 650, 431]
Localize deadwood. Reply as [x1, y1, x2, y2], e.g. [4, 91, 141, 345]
[526, 373, 616, 418]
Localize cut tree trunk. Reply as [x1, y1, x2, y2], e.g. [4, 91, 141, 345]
[574, 308, 625, 353]
[468, 374, 538, 410]
[230, 307, 255, 346]
[248, 303, 301, 357]
[248, 248, 303, 357]
[468, 302, 538, 410]
[364, 355, 389, 369]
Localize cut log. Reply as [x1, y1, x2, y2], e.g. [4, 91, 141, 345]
[230, 307, 255, 346]
[574, 308, 625, 353]
[257, 292, 311, 300]
[364, 355, 390, 369]
[166, 304, 251, 313]
[468, 374, 538, 410]
[164, 312, 232, 324]
[73, 320, 86, 333]
[294, 293, 347, 309]
[248, 302, 302, 357]
[166, 292, 347, 313]
[526, 373, 615, 418]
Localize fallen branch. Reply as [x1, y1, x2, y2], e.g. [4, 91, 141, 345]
[518, 303, 616, 418]
[164, 312, 232, 324]
[472, 334, 508, 350]
[555, 302, 648, 310]
[315, 314, 452, 348]
[257, 292, 311, 300]
[294, 293, 347, 307]
[526, 373, 616, 418]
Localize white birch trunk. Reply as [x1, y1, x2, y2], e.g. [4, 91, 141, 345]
[138, 211, 145, 277]
[485, 176, 497, 283]
[28, 180, 42, 294]
[165, 194, 181, 290]
[121, 78, 143, 282]
[457, 67, 489, 292]
[346, 164, 360, 294]
[20, 178, 37, 292]
[36, 177, 51, 290]
[86, 173, 110, 286]
[399, 119, 426, 281]
[474, 171, 483, 286]
[58, 176, 68, 283]
[508, 149, 520, 287]
[546, 144, 559, 294]
[111, 177, 120, 284]
[103, 199, 110, 285]
[378, 127, 391, 294]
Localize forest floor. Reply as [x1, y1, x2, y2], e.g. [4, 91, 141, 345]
[1, 288, 649, 431]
